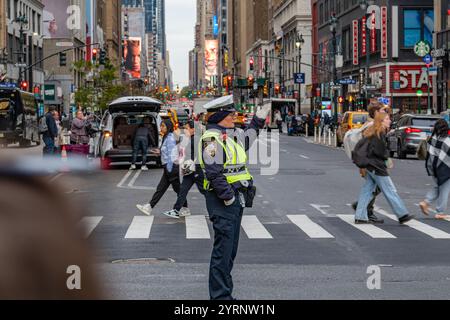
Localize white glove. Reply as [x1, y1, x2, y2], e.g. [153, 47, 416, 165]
[224, 196, 235, 206]
[255, 104, 271, 120]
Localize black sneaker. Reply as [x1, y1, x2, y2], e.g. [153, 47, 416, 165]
[399, 214, 415, 224]
[368, 213, 384, 224]
[355, 219, 373, 224]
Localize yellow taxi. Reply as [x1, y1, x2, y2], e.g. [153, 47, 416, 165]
[336, 111, 369, 146]
[233, 112, 247, 128]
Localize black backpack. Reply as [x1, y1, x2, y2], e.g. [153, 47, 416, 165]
[352, 137, 371, 169]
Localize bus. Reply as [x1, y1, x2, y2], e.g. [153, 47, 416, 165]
[0, 84, 40, 147]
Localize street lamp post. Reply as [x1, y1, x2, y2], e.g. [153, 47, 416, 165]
[330, 14, 338, 124]
[296, 33, 305, 115]
[360, 0, 375, 109]
[14, 14, 29, 86]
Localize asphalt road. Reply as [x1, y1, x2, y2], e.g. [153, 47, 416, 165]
[38, 134, 450, 299]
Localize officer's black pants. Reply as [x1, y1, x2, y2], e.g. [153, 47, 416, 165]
[206, 191, 244, 300]
[149, 165, 187, 209]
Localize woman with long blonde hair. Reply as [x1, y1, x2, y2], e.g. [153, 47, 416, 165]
[354, 112, 415, 224]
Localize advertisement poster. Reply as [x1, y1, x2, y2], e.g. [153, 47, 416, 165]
[205, 39, 218, 77]
[42, 0, 72, 39]
[123, 37, 142, 79]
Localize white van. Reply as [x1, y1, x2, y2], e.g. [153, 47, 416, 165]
[98, 96, 163, 169]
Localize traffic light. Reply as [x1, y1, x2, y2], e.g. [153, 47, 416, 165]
[338, 96, 344, 104]
[275, 84, 280, 95]
[247, 75, 254, 87]
[99, 49, 107, 65]
[249, 57, 254, 71]
[20, 80, 28, 91]
[264, 81, 269, 97]
[92, 48, 98, 62]
[59, 52, 67, 67]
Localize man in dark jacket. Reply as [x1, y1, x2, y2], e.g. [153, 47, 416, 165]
[42, 108, 58, 156]
[130, 120, 156, 171]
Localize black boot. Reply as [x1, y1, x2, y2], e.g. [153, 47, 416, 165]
[368, 211, 384, 224]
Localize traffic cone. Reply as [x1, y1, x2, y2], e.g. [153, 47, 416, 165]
[61, 145, 69, 173]
[61, 145, 68, 162]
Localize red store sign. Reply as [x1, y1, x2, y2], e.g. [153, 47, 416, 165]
[361, 17, 367, 55]
[381, 6, 388, 59]
[352, 20, 359, 65]
[390, 65, 433, 94]
[370, 11, 376, 53]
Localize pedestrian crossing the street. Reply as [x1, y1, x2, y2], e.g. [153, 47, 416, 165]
[80, 212, 450, 241]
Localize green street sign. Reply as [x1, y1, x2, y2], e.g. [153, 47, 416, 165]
[414, 40, 431, 57]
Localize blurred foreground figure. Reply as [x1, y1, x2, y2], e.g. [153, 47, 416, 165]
[0, 163, 103, 299]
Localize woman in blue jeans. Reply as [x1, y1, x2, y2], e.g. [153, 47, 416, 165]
[420, 119, 450, 220]
[355, 112, 415, 224]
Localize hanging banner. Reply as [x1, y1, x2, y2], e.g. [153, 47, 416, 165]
[353, 20, 359, 65]
[381, 6, 388, 58]
[371, 11, 376, 53]
[362, 16, 367, 56]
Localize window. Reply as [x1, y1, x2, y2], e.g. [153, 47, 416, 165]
[330, 0, 335, 15]
[403, 9, 434, 47]
[336, 0, 341, 15]
[342, 28, 350, 61]
[325, 0, 329, 22]
[7, 0, 11, 19]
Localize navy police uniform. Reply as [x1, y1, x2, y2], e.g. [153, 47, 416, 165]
[198, 96, 267, 300]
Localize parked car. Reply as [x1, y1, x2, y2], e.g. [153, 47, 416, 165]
[387, 114, 440, 159]
[336, 111, 369, 146]
[98, 96, 162, 169]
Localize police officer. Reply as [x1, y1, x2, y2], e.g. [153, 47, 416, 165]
[198, 95, 270, 300]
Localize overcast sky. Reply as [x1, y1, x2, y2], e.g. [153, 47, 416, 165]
[166, 0, 196, 88]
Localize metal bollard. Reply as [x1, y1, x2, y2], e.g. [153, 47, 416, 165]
[328, 129, 332, 146]
[305, 124, 309, 138]
[314, 127, 317, 143]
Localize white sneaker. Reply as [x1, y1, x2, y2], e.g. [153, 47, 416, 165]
[179, 207, 191, 217]
[136, 204, 152, 216]
[162, 209, 180, 219]
[141, 165, 149, 171]
[130, 164, 137, 170]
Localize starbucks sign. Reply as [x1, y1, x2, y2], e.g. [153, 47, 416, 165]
[414, 40, 431, 57]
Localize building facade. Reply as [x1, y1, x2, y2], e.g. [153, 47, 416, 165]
[3, 0, 45, 91]
[434, 0, 450, 113]
[312, 0, 435, 115]
[269, 0, 312, 114]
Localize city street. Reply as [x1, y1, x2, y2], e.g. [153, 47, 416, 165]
[50, 134, 450, 300]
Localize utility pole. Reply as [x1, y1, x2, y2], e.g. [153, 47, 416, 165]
[330, 14, 338, 124]
[15, 14, 28, 86]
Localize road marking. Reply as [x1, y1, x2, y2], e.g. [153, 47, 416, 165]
[125, 216, 154, 239]
[185, 216, 211, 239]
[241, 216, 273, 239]
[310, 204, 334, 217]
[79, 216, 103, 238]
[128, 170, 141, 187]
[287, 215, 334, 239]
[299, 155, 310, 159]
[49, 173, 64, 183]
[375, 207, 450, 239]
[337, 215, 396, 239]
[117, 170, 133, 188]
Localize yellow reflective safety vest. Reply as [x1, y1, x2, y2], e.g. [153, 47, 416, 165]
[198, 130, 252, 191]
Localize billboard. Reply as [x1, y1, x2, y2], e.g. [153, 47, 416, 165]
[205, 39, 218, 78]
[42, 0, 74, 39]
[123, 37, 142, 79]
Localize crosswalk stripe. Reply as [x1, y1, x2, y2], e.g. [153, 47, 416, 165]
[186, 216, 211, 239]
[125, 216, 154, 239]
[375, 207, 450, 239]
[79, 216, 103, 238]
[241, 216, 273, 239]
[287, 215, 334, 239]
[337, 215, 396, 239]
